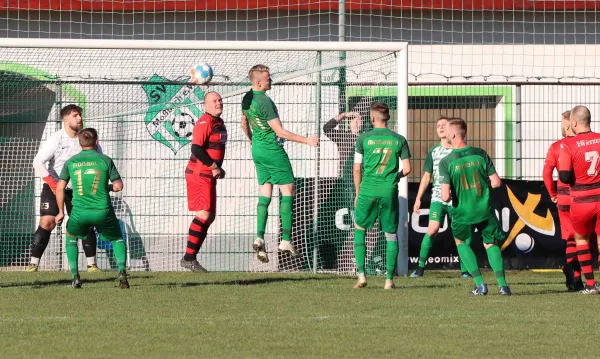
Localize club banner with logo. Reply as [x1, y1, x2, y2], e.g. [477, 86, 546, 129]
[293, 178, 565, 271]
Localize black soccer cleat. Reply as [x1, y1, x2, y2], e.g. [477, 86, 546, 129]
[468, 284, 488, 296]
[180, 257, 208, 273]
[499, 286, 512, 296]
[573, 279, 585, 292]
[118, 270, 130, 289]
[563, 264, 575, 291]
[410, 267, 424, 278]
[72, 274, 82, 289]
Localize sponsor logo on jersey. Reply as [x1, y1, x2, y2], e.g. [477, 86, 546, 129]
[142, 75, 206, 154]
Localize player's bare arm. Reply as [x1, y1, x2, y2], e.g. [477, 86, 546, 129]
[353, 162, 362, 208]
[55, 179, 68, 224]
[267, 118, 319, 147]
[240, 113, 252, 144]
[441, 183, 451, 203]
[489, 173, 502, 188]
[399, 158, 411, 178]
[414, 171, 432, 214]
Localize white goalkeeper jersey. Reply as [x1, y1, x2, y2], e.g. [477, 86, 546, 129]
[32, 129, 103, 184]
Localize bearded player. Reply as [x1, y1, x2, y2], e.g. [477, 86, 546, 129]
[241, 64, 319, 262]
[543, 110, 582, 291]
[29, 104, 99, 272]
[558, 105, 600, 294]
[181, 91, 227, 272]
[353, 102, 411, 290]
[439, 118, 510, 296]
[55, 128, 127, 288]
[412, 115, 472, 278]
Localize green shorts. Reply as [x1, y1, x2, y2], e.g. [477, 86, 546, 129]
[429, 201, 452, 226]
[252, 146, 294, 185]
[451, 215, 505, 244]
[66, 208, 123, 242]
[354, 194, 398, 233]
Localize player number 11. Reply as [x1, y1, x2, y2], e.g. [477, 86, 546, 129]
[73, 169, 101, 196]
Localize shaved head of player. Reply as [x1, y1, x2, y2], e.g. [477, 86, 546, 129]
[570, 105, 592, 134]
[204, 91, 223, 118]
[559, 105, 600, 293]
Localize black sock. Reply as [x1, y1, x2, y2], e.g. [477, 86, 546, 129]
[82, 227, 97, 259]
[31, 226, 52, 261]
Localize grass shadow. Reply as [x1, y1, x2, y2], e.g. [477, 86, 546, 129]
[157, 276, 329, 288]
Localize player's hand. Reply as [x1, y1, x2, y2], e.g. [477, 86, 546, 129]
[306, 136, 319, 147]
[414, 199, 421, 214]
[551, 196, 558, 203]
[212, 168, 225, 179]
[55, 212, 64, 225]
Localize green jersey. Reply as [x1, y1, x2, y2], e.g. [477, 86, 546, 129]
[59, 150, 121, 211]
[423, 143, 453, 204]
[355, 128, 411, 197]
[438, 146, 496, 225]
[241, 90, 281, 150]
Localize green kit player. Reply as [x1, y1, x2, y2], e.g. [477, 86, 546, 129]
[353, 102, 411, 290]
[412, 116, 472, 278]
[439, 118, 511, 296]
[55, 128, 128, 289]
[240, 64, 319, 263]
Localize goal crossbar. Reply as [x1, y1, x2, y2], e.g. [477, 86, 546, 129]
[0, 38, 408, 52]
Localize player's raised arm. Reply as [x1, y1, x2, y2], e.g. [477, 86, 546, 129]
[267, 118, 319, 147]
[240, 113, 252, 144]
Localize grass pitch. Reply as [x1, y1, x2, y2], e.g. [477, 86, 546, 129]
[0, 270, 592, 358]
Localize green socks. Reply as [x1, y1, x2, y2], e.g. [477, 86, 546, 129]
[280, 196, 293, 242]
[459, 237, 473, 273]
[257, 196, 271, 239]
[66, 235, 79, 280]
[418, 234, 433, 268]
[457, 243, 483, 286]
[486, 244, 507, 287]
[354, 228, 366, 274]
[385, 233, 399, 280]
[111, 239, 128, 273]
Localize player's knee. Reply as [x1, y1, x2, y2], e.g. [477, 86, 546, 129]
[279, 182, 295, 197]
[427, 224, 440, 237]
[355, 225, 365, 231]
[384, 232, 397, 241]
[483, 242, 497, 250]
[454, 238, 465, 246]
[39, 216, 56, 231]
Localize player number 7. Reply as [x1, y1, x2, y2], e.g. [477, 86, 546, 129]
[585, 150, 600, 176]
[372, 148, 392, 174]
[73, 169, 101, 196]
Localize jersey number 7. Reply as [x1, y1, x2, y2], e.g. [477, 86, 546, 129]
[585, 150, 600, 176]
[74, 169, 101, 196]
[372, 148, 392, 174]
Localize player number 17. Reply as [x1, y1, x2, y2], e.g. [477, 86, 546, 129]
[585, 150, 600, 176]
[372, 148, 392, 174]
[73, 169, 101, 196]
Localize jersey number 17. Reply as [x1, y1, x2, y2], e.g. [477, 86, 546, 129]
[74, 169, 101, 196]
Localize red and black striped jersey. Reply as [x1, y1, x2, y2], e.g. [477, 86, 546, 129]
[559, 131, 600, 200]
[543, 138, 571, 206]
[186, 113, 227, 175]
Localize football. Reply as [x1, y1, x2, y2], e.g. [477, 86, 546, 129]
[171, 110, 195, 138]
[191, 62, 213, 84]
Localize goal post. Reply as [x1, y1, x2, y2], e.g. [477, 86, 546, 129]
[0, 39, 409, 274]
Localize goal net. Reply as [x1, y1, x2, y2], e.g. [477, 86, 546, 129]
[0, 39, 408, 273]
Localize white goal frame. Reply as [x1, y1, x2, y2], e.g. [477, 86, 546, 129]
[0, 38, 409, 275]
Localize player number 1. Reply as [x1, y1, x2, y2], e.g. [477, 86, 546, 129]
[73, 169, 101, 196]
[372, 148, 392, 174]
[585, 150, 599, 176]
